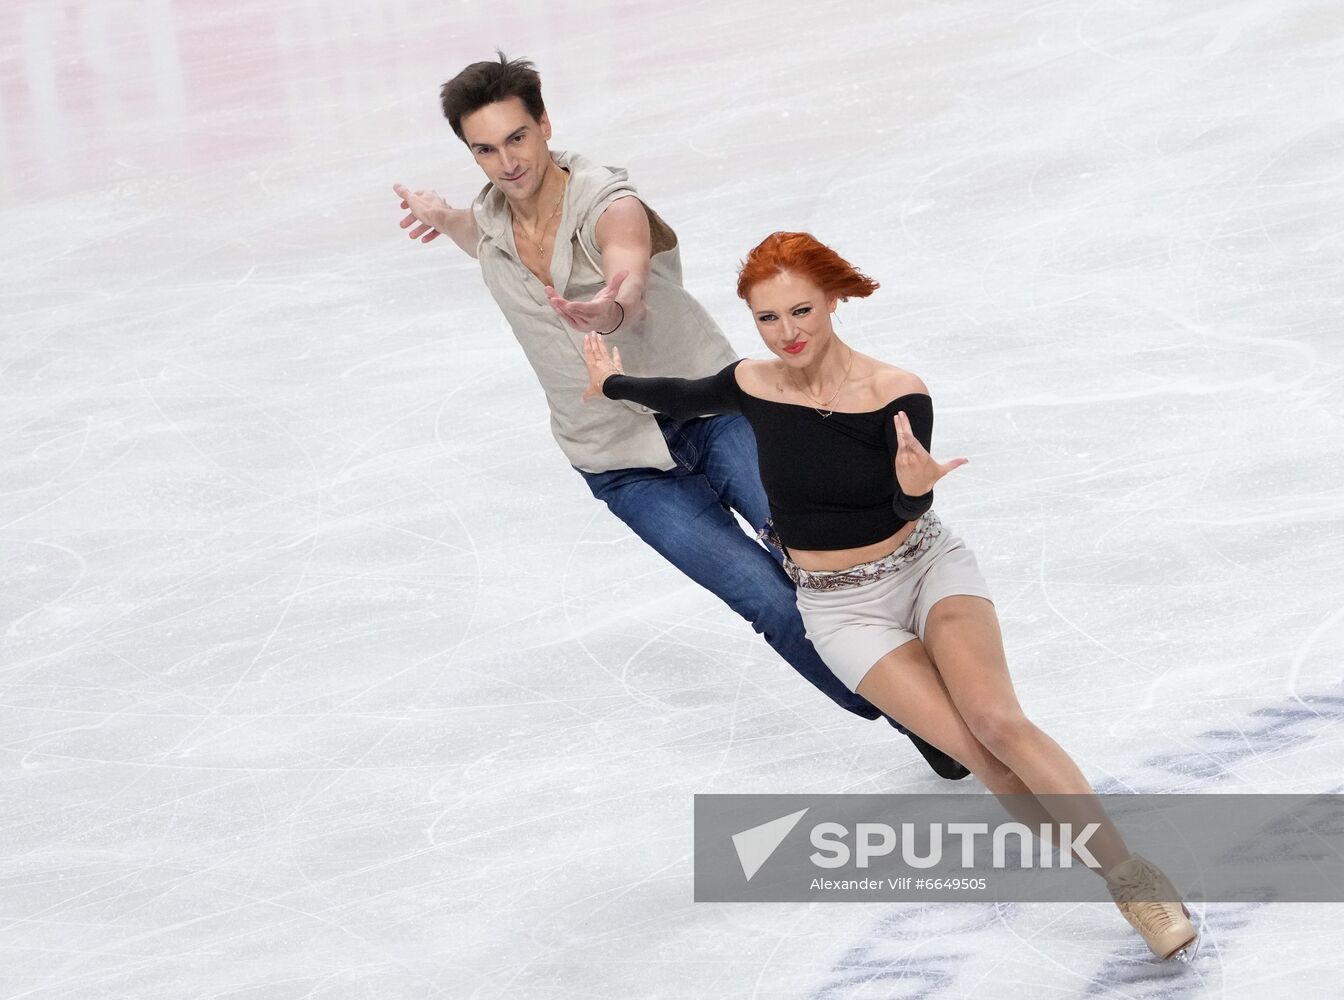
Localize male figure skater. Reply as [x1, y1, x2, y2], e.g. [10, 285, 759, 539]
[392, 53, 966, 779]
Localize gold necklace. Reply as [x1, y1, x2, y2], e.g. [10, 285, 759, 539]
[789, 346, 855, 418]
[517, 173, 568, 254]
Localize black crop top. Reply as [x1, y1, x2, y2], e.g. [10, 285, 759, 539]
[602, 360, 935, 551]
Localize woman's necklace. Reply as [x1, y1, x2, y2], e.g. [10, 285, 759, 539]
[790, 346, 855, 418]
[517, 173, 568, 255]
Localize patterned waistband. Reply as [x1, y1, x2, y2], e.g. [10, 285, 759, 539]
[757, 511, 944, 592]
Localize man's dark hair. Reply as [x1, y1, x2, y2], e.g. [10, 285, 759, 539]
[440, 51, 545, 143]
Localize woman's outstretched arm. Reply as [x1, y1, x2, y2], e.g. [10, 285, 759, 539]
[582, 332, 745, 420]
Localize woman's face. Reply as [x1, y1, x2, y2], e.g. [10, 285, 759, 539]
[746, 270, 838, 365]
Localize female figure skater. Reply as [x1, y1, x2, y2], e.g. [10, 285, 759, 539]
[579, 232, 1197, 962]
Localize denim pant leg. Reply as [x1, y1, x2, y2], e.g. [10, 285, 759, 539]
[578, 415, 881, 721]
[674, 413, 773, 537]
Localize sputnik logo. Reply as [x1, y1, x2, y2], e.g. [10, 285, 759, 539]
[731, 808, 809, 881]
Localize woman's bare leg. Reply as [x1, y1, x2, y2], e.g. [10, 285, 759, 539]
[918, 595, 1130, 874]
[856, 619, 1195, 959]
[854, 639, 1071, 851]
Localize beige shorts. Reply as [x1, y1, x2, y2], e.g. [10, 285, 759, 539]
[789, 512, 994, 693]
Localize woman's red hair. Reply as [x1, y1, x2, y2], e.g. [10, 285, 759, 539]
[736, 232, 880, 302]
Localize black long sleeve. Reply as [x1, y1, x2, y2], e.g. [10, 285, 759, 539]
[601, 360, 745, 421]
[603, 359, 938, 549]
[882, 394, 935, 521]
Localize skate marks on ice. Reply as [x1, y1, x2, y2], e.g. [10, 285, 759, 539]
[806, 686, 1344, 997]
[806, 902, 1214, 999]
[808, 904, 989, 1000]
[1081, 902, 1260, 998]
[1096, 688, 1344, 791]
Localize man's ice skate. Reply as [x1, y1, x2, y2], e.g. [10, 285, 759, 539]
[899, 727, 970, 780]
[1105, 854, 1198, 961]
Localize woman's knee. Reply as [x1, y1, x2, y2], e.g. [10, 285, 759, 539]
[856, 644, 1008, 781]
[959, 705, 1036, 758]
[926, 727, 1013, 784]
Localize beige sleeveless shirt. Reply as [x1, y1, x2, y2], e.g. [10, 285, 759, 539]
[472, 150, 738, 473]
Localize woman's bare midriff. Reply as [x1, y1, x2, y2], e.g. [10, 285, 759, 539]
[784, 519, 919, 573]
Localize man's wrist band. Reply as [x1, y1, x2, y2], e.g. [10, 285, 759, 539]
[596, 301, 624, 336]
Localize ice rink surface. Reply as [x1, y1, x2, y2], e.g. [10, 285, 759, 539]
[3, 0, 1343, 997]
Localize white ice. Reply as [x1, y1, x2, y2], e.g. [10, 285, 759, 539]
[2, 1, 1343, 997]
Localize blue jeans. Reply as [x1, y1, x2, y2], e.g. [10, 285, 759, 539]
[577, 413, 903, 728]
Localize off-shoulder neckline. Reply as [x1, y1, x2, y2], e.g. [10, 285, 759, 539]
[728, 359, 930, 415]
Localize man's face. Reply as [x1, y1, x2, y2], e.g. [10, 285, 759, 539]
[460, 97, 553, 201]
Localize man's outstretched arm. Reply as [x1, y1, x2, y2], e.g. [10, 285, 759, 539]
[393, 183, 480, 258]
[546, 196, 651, 333]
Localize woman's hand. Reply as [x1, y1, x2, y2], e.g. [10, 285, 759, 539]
[581, 332, 624, 402]
[892, 410, 967, 495]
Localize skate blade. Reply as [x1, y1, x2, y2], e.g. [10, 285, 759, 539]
[1167, 934, 1199, 963]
